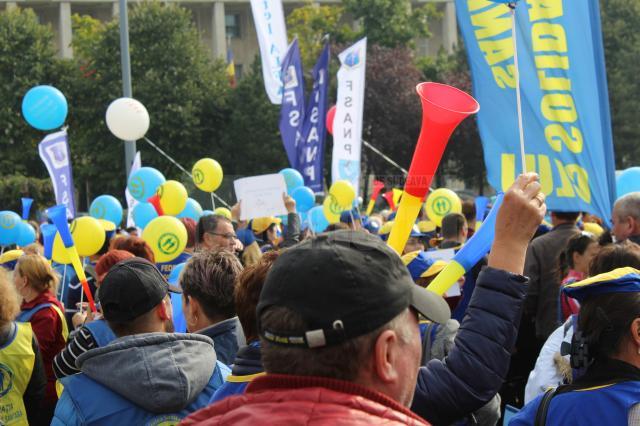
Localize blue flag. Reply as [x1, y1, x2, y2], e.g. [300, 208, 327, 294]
[38, 130, 76, 218]
[298, 42, 330, 193]
[279, 39, 305, 168]
[455, 0, 616, 221]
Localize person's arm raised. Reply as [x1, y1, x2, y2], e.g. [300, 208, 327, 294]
[488, 173, 546, 275]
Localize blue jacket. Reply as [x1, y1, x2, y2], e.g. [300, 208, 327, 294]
[197, 317, 243, 366]
[412, 267, 528, 425]
[210, 340, 263, 403]
[52, 333, 230, 425]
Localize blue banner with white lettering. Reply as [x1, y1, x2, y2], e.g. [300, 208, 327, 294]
[455, 0, 616, 221]
[38, 130, 76, 218]
[298, 42, 330, 192]
[279, 39, 305, 169]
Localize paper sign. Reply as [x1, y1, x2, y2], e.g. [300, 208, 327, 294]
[234, 174, 288, 220]
[426, 248, 461, 298]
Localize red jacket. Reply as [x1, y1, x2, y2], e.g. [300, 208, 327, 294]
[20, 290, 66, 407]
[182, 374, 430, 425]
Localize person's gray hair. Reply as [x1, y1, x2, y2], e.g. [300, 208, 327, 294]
[260, 307, 414, 381]
[614, 192, 640, 221]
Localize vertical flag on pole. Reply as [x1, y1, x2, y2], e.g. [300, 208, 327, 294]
[125, 151, 141, 228]
[279, 39, 306, 169]
[332, 37, 367, 195]
[250, 0, 288, 104]
[38, 130, 76, 218]
[298, 41, 330, 193]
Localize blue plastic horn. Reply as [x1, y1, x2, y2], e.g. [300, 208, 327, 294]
[21, 198, 34, 220]
[47, 205, 74, 247]
[41, 224, 57, 260]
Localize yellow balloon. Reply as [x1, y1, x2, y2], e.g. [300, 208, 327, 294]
[52, 233, 71, 264]
[329, 180, 356, 209]
[424, 188, 462, 227]
[142, 216, 187, 263]
[192, 158, 223, 193]
[322, 195, 344, 224]
[214, 207, 232, 220]
[157, 180, 188, 216]
[71, 217, 106, 257]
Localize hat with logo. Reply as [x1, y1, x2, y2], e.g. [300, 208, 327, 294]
[401, 250, 448, 281]
[339, 209, 361, 224]
[99, 257, 181, 322]
[0, 250, 23, 271]
[257, 230, 450, 348]
[379, 221, 394, 241]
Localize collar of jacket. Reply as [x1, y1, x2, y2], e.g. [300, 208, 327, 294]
[552, 222, 579, 232]
[197, 316, 238, 339]
[246, 373, 427, 423]
[231, 341, 263, 376]
[556, 358, 640, 396]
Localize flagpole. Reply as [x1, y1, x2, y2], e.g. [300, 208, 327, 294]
[509, 2, 527, 174]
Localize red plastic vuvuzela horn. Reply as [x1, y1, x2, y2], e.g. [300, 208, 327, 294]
[147, 194, 164, 216]
[388, 83, 479, 254]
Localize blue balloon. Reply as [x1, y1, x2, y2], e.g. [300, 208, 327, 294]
[0, 211, 22, 246]
[168, 262, 186, 285]
[21, 198, 33, 220]
[22, 85, 68, 131]
[202, 210, 215, 217]
[453, 192, 505, 271]
[308, 206, 329, 233]
[132, 203, 158, 229]
[279, 168, 304, 194]
[128, 167, 166, 202]
[616, 167, 640, 199]
[16, 222, 36, 247]
[291, 186, 315, 213]
[41, 224, 57, 260]
[177, 198, 203, 221]
[475, 196, 490, 222]
[170, 292, 187, 333]
[90, 195, 123, 226]
[47, 205, 74, 247]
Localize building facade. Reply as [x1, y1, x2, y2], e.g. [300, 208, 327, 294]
[1, 0, 457, 79]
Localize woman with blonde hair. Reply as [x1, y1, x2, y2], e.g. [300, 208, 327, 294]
[0, 268, 47, 425]
[14, 254, 67, 421]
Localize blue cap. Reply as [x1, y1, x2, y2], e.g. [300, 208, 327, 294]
[364, 219, 381, 234]
[340, 209, 361, 224]
[409, 225, 424, 238]
[563, 267, 640, 303]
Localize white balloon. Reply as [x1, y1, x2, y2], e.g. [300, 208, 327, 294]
[105, 97, 150, 141]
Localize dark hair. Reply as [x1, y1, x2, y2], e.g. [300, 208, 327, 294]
[180, 217, 197, 249]
[180, 249, 243, 320]
[589, 241, 640, 276]
[196, 215, 231, 245]
[441, 213, 466, 240]
[234, 251, 279, 342]
[461, 200, 476, 224]
[552, 211, 580, 222]
[579, 292, 640, 361]
[558, 233, 598, 277]
[110, 236, 155, 262]
[324, 223, 349, 232]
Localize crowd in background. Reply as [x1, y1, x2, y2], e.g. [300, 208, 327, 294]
[0, 175, 639, 425]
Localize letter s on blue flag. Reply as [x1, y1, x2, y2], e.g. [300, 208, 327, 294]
[298, 41, 330, 193]
[455, 0, 616, 222]
[279, 39, 305, 169]
[38, 130, 76, 218]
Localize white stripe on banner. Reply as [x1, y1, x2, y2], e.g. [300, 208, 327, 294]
[332, 37, 367, 195]
[250, 0, 288, 104]
[125, 151, 141, 228]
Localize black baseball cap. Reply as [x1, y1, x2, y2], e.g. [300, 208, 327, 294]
[257, 230, 450, 348]
[99, 257, 181, 322]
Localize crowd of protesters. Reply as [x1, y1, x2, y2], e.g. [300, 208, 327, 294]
[0, 176, 639, 425]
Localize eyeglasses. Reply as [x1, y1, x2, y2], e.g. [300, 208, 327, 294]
[207, 232, 238, 241]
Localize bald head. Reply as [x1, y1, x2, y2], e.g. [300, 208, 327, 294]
[612, 192, 640, 242]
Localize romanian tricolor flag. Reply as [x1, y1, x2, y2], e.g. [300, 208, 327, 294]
[226, 43, 236, 88]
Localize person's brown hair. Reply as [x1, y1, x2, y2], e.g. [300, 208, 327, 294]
[180, 250, 243, 321]
[234, 251, 279, 342]
[461, 200, 476, 224]
[110, 236, 155, 262]
[180, 218, 197, 249]
[15, 254, 59, 294]
[95, 250, 135, 284]
[260, 306, 412, 381]
[589, 241, 640, 276]
[0, 269, 20, 326]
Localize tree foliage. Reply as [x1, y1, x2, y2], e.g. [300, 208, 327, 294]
[600, 0, 640, 168]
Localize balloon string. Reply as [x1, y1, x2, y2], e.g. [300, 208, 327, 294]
[510, 3, 527, 174]
[0, 246, 4, 255]
[142, 137, 231, 208]
[79, 257, 86, 315]
[60, 264, 67, 307]
[210, 193, 216, 210]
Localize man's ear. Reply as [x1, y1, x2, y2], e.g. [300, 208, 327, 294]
[157, 297, 172, 321]
[372, 329, 401, 384]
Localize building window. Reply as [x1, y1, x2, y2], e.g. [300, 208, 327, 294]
[225, 14, 241, 38]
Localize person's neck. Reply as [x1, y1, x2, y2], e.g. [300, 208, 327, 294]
[552, 219, 575, 228]
[22, 288, 41, 303]
[196, 315, 231, 331]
